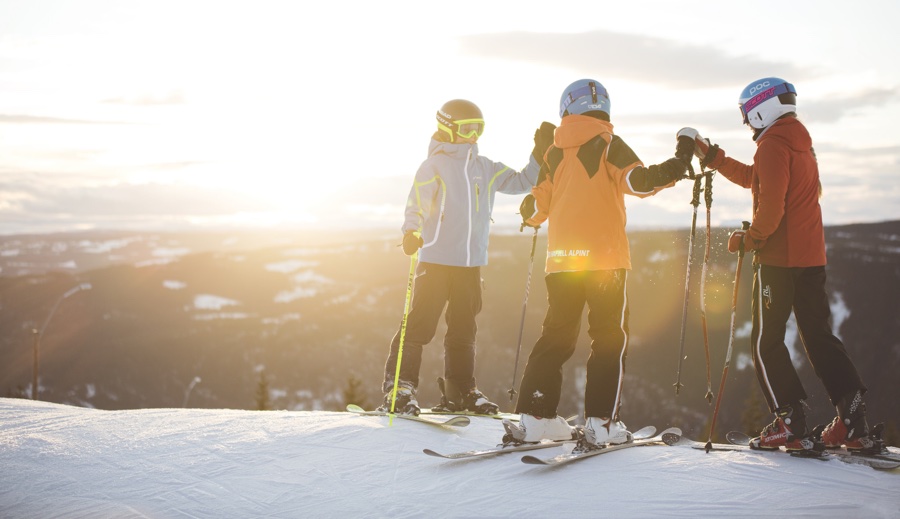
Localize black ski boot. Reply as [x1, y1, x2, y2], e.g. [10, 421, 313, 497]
[431, 377, 460, 413]
[377, 380, 420, 415]
[434, 377, 499, 415]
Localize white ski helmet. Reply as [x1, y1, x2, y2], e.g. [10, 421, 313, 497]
[559, 79, 610, 118]
[738, 77, 797, 130]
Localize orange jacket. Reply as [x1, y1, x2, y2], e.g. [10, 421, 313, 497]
[709, 117, 826, 267]
[526, 115, 675, 273]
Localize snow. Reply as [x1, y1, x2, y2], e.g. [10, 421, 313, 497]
[264, 260, 319, 274]
[192, 294, 239, 311]
[1, 398, 897, 519]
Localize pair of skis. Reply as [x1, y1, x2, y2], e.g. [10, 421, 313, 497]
[690, 429, 900, 471]
[346, 404, 471, 428]
[424, 426, 683, 466]
[349, 405, 682, 466]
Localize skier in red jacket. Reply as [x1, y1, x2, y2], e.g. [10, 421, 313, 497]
[678, 77, 874, 452]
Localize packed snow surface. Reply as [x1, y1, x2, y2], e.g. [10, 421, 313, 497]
[1, 398, 898, 518]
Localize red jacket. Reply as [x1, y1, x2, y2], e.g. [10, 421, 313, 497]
[710, 117, 826, 267]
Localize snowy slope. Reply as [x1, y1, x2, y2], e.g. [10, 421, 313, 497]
[1, 398, 897, 519]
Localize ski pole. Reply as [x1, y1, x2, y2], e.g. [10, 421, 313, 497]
[507, 224, 540, 402]
[388, 242, 419, 424]
[674, 173, 702, 395]
[699, 168, 715, 403]
[705, 220, 751, 452]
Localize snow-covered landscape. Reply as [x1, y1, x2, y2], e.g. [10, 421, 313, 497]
[1, 398, 897, 518]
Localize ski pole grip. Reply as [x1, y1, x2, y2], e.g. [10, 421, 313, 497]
[738, 221, 750, 256]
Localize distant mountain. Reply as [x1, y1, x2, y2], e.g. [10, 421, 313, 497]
[1, 222, 898, 443]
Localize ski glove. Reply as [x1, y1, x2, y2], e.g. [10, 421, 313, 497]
[658, 157, 689, 183]
[675, 134, 695, 168]
[676, 127, 723, 170]
[531, 122, 557, 162]
[519, 194, 538, 229]
[628, 158, 688, 192]
[727, 230, 746, 254]
[402, 231, 423, 256]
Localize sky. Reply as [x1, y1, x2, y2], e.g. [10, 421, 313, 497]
[1, 0, 899, 236]
[2, 398, 899, 518]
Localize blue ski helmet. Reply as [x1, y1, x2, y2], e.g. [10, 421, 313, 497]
[738, 77, 797, 130]
[559, 79, 610, 118]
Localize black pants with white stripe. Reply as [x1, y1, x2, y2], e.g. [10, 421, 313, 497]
[750, 264, 865, 413]
[515, 269, 629, 420]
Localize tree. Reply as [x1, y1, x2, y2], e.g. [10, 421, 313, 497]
[883, 421, 900, 448]
[343, 374, 369, 410]
[740, 381, 769, 436]
[256, 370, 271, 411]
[5, 385, 28, 399]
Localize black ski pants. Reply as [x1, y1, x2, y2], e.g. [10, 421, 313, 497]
[515, 269, 629, 420]
[750, 264, 865, 413]
[382, 262, 482, 394]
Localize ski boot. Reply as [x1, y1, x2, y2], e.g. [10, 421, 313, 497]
[431, 377, 460, 413]
[749, 403, 822, 452]
[501, 414, 574, 445]
[435, 377, 499, 415]
[819, 389, 876, 452]
[459, 388, 499, 415]
[377, 380, 420, 416]
[584, 417, 632, 446]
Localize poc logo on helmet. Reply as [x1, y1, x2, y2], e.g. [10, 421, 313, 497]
[749, 81, 772, 95]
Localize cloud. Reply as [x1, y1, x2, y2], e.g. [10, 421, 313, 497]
[0, 114, 125, 125]
[0, 180, 271, 218]
[0, 178, 288, 235]
[102, 91, 186, 106]
[618, 87, 900, 135]
[459, 31, 819, 87]
[802, 87, 898, 123]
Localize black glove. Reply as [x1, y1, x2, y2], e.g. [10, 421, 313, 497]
[675, 135, 695, 168]
[519, 194, 536, 224]
[401, 231, 423, 256]
[658, 157, 689, 183]
[531, 122, 556, 162]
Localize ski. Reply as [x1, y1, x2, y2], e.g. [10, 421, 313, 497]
[725, 431, 900, 471]
[687, 438, 748, 453]
[346, 404, 469, 428]
[423, 439, 571, 460]
[520, 426, 679, 466]
[419, 410, 578, 423]
[822, 447, 900, 470]
[419, 408, 520, 421]
[813, 422, 900, 467]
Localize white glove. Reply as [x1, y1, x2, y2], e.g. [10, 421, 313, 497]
[676, 127, 713, 162]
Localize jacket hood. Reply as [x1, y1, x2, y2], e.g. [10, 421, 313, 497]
[555, 114, 615, 148]
[428, 138, 478, 158]
[757, 116, 812, 153]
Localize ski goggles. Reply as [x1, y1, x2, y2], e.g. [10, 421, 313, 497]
[739, 82, 796, 124]
[452, 118, 485, 139]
